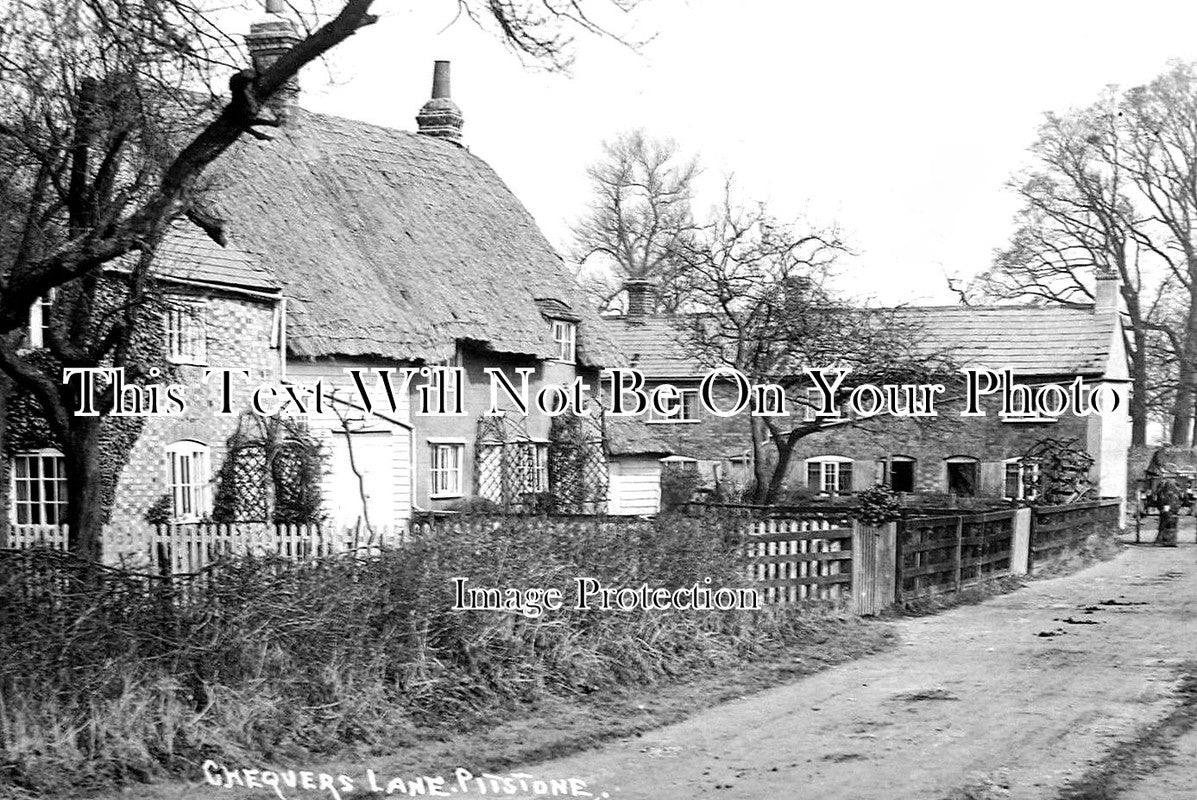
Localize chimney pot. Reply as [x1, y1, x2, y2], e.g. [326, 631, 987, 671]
[431, 60, 451, 99]
[416, 61, 464, 143]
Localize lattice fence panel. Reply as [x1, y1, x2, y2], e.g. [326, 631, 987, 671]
[548, 412, 607, 515]
[216, 441, 268, 522]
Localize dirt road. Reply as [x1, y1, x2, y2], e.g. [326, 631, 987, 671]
[515, 541, 1197, 800]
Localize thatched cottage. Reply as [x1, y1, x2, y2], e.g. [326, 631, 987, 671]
[5, 7, 666, 539]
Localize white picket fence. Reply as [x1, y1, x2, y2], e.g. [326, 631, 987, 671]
[2, 522, 407, 575]
[4, 524, 70, 550]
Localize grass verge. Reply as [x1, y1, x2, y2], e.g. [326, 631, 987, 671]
[0, 513, 893, 798]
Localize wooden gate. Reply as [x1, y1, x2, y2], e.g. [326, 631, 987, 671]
[741, 517, 853, 603]
[852, 522, 897, 615]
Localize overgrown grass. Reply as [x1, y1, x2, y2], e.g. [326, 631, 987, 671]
[0, 514, 872, 795]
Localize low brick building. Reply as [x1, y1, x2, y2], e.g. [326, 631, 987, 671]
[604, 278, 1131, 505]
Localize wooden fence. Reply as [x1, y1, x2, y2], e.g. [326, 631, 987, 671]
[1, 522, 405, 575]
[740, 516, 853, 603]
[3, 524, 70, 550]
[2, 498, 1124, 610]
[895, 510, 1018, 603]
[144, 522, 406, 575]
[1029, 499, 1121, 572]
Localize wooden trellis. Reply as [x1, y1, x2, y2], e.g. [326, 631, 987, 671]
[475, 412, 608, 514]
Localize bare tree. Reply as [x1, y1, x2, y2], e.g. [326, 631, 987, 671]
[571, 129, 699, 312]
[961, 61, 1197, 446]
[677, 189, 951, 504]
[958, 100, 1170, 446]
[1117, 63, 1197, 446]
[0, 0, 649, 558]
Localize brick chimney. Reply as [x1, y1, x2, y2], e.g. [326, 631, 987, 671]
[245, 0, 301, 120]
[416, 61, 464, 143]
[624, 279, 654, 319]
[1094, 268, 1121, 311]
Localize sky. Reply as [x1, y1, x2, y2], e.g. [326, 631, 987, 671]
[290, 0, 1197, 305]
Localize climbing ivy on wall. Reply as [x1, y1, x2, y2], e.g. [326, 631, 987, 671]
[2, 276, 171, 525]
[211, 414, 326, 524]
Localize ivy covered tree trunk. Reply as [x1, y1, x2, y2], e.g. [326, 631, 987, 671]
[0, 374, 9, 543]
[65, 416, 105, 562]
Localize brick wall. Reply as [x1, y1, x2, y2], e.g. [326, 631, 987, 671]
[106, 289, 281, 529]
[627, 378, 1118, 499]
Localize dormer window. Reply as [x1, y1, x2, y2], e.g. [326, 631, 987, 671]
[552, 319, 576, 364]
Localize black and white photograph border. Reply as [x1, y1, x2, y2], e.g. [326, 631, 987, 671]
[0, 1, 1195, 798]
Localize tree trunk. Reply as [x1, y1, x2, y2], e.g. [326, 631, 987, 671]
[749, 417, 770, 504]
[1169, 301, 1197, 446]
[1130, 326, 1149, 447]
[762, 436, 797, 505]
[64, 416, 105, 562]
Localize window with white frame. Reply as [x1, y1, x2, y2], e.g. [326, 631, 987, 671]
[26, 290, 57, 349]
[165, 302, 207, 364]
[10, 449, 68, 525]
[648, 387, 700, 423]
[166, 440, 211, 521]
[1003, 458, 1040, 500]
[806, 456, 853, 495]
[429, 441, 464, 498]
[532, 442, 549, 492]
[551, 319, 576, 364]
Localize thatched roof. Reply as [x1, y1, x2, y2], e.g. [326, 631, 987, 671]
[201, 107, 618, 367]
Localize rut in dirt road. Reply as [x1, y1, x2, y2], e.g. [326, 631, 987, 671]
[508, 546, 1197, 800]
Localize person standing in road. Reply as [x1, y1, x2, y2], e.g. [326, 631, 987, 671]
[1156, 478, 1180, 547]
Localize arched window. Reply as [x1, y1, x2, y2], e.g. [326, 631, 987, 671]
[10, 448, 67, 525]
[166, 440, 211, 521]
[806, 455, 853, 496]
[944, 455, 979, 497]
[876, 455, 916, 493]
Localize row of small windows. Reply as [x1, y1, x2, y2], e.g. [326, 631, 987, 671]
[10, 445, 1043, 523]
[27, 293, 206, 364]
[8, 442, 212, 525]
[805, 455, 1038, 500]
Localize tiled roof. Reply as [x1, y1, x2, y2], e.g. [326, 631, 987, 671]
[153, 221, 280, 292]
[191, 107, 619, 366]
[604, 416, 674, 457]
[891, 306, 1120, 376]
[604, 305, 1122, 378]
[603, 316, 703, 378]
